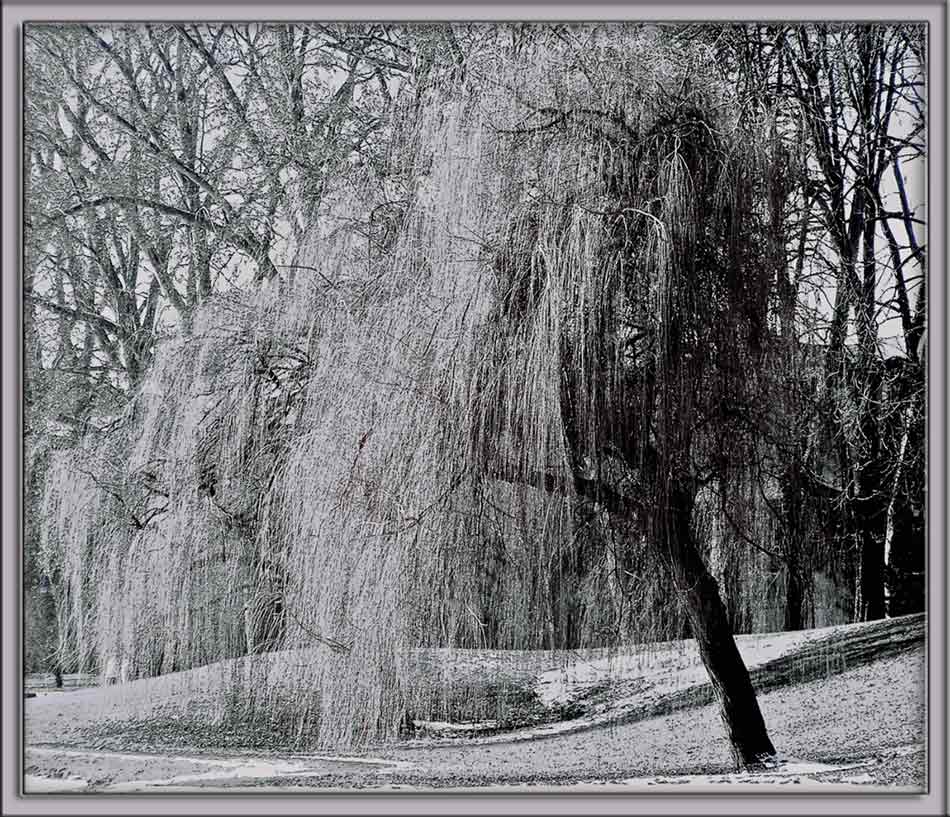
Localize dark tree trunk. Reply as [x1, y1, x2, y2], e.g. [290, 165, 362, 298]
[887, 495, 925, 617]
[856, 496, 887, 621]
[854, 366, 887, 622]
[851, 197, 888, 623]
[784, 561, 804, 632]
[781, 464, 806, 632]
[550, 502, 596, 649]
[722, 554, 745, 634]
[886, 381, 926, 617]
[664, 485, 776, 769]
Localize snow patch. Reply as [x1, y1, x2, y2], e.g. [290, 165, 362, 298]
[24, 774, 89, 792]
[458, 760, 872, 789]
[615, 758, 868, 787]
[91, 752, 414, 790]
[28, 746, 415, 792]
[888, 743, 924, 757]
[413, 719, 498, 733]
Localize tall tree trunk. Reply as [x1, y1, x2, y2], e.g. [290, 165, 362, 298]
[781, 457, 806, 631]
[884, 374, 926, 616]
[665, 484, 776, 768]
[854, 209, 887, 622]
[855, 444, 888, 622]
[784, 561, 804, 632]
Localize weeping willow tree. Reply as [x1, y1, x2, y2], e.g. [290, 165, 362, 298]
[39, 26, 794, 767]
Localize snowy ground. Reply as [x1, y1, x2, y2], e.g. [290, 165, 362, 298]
[535, 624, 842, 707]
[22, 619, 926, 792]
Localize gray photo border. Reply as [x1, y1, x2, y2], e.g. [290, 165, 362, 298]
[2, 2, 946, 814]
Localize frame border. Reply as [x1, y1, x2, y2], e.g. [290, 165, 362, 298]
[3, 3, 946, 815]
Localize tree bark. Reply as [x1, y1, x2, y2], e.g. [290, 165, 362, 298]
[884, 375, 925, 617]
[784, 561, 804, 632]
[857, 510, 887, 621]
[664, 484, 776, 769]
[854, 208, 887, 622]
[781, 456, 806, 631]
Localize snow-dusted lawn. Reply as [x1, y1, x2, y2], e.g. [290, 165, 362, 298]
[23, 616, 904, 750]
[411, 617, 893, 741]
[539, 618, 883, 706]
[22, 617, 926, 790]
[23, 748, 413, 793]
